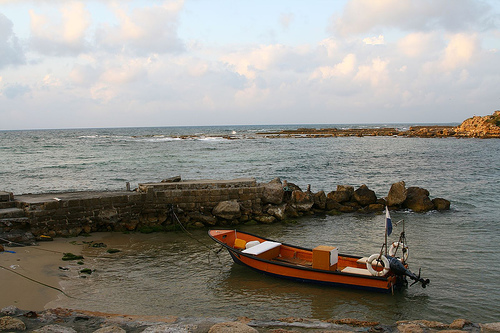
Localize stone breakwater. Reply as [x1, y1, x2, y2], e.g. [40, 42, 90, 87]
[0, 178, 449, 243]
[256, 111, 500, 139]
[1, 307, 499, 333]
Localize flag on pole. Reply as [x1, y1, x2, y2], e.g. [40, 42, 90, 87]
[385, 206, 392, 236]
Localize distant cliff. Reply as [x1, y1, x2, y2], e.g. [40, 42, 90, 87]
[454, 110, 500, 138]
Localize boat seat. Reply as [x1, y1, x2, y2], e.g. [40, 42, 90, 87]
[242, 241, 281, 255]
[357, 257, 369, 264]
[341, 266, 373, 276]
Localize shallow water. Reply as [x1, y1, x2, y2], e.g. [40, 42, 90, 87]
[1, 126, 499, 323]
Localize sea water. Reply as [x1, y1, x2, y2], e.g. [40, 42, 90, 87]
[1, 125, 499, 323]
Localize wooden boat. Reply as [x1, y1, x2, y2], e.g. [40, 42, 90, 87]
[208, 229, 429, 293]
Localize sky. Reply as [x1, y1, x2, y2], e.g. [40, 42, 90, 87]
[0, 0, 499, 130]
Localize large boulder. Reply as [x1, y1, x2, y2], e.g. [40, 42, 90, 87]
[387, 181, 407, 206]
[267, 204, 286, 220]
[403, 187, 435, 212]
[0, 316, 26, 331]
[313, 191, 327, 209]
[261, 179, 284, 205]
[353, 184, 377, 206]
[291, 191, 314, 212]
[432, 198, 450, 211]
[212, 200, 241, 220]
[328, 185, 354, 203]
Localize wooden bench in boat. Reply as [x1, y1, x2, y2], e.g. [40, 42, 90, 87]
[242, 241, 281, 260]
[341, 266, 373, 276]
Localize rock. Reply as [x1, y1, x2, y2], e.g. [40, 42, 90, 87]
[1, 306, 19, 316]
[291, 191, 314, 212]
[254, 215, 276, 224]
[432, 198, 451, 210]
[312, 191, 327, 210]
[266, 204, 286, 220]
[403, 187, 435, 212]
[328, 185, 354, 203]
[93, 325, 126, 333]
[325, 199, 342, 211]
[480, 322, 500, 332]
[367, 203, 385, 212]
[188, 212, 217, 226]
[0, 316, 26, 331]
[161, 176, 181, 183]
[142, 324, 194, 332]
[397, 323, 424, 333]
[208, 321, 258, 333]
[0, 244, 3, 252]
[387, 181, 407, 206]
[449, 319, 472, 329]
[32, 324, 78, 332]
[454, 111, 500, 138]
[261, 180, 284, 205]
[353, 184, 377, 206]
[212, 200, 241, 220]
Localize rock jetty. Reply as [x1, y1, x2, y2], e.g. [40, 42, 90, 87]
[1, 306, 499, 333]
[257, 111, 500, 139]
[0, 178, 449, 243]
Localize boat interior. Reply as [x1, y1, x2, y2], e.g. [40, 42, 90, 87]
[210, 229, 386, 276]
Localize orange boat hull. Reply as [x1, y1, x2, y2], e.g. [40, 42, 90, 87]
[209, 229, 397, 293]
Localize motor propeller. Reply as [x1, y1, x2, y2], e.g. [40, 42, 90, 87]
[387, 256, 430, 288]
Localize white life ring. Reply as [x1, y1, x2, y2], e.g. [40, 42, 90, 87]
[389, 242, 409, 261]
[366, 254, 390, 276]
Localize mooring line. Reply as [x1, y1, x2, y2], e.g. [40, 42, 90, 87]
[0, 264, 76, 299]
[0, 237, 64, 254]
[170, 205, 224, 268]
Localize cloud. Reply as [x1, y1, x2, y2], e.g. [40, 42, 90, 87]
[331, 0, 494, 37]
[2, 83, 30, 99]
[95, 0, 184, 55]
[0, 13, 25, 69]
[29, 2, 90, 56]
[310, 53, 356, 79]
[363, 35, 385, 45]
[441, 33, 479, 70]
[397, 32, 443, 57]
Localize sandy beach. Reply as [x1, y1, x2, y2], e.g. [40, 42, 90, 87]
[0, 234, 106, 311]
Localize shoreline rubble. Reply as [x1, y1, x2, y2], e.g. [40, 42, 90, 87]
[1, 306, 499, 333]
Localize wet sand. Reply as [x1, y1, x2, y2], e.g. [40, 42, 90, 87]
[0, 234, 106, 311]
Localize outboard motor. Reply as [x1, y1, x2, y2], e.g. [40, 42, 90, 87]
[387, 256, 430, 288]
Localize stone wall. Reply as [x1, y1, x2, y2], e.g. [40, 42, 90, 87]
[0, 178, 450, 243]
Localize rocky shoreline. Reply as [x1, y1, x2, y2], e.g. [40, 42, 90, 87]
[1, 306, 500, 333]
[255, 111, 500, 139]
[0, 178, 449, 244]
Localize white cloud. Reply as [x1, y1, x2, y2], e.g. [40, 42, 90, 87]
[363, 35, 385, 45]
[0, 13, 25, 68]
[310, 53, 356, 79]
[397, 32, 442, 58]
[95, 0, 184, 55]
[441, 33, 478, 70]
[29, 2, 90, 55]
[331, 0, 494, 37]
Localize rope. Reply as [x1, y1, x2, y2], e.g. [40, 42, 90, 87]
[0, 264, 76, 299]
[0, 237, 64, 254]
[169, 205, 223, 267]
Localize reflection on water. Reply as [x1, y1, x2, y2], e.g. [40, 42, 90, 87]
[49, 209, 500, 324]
